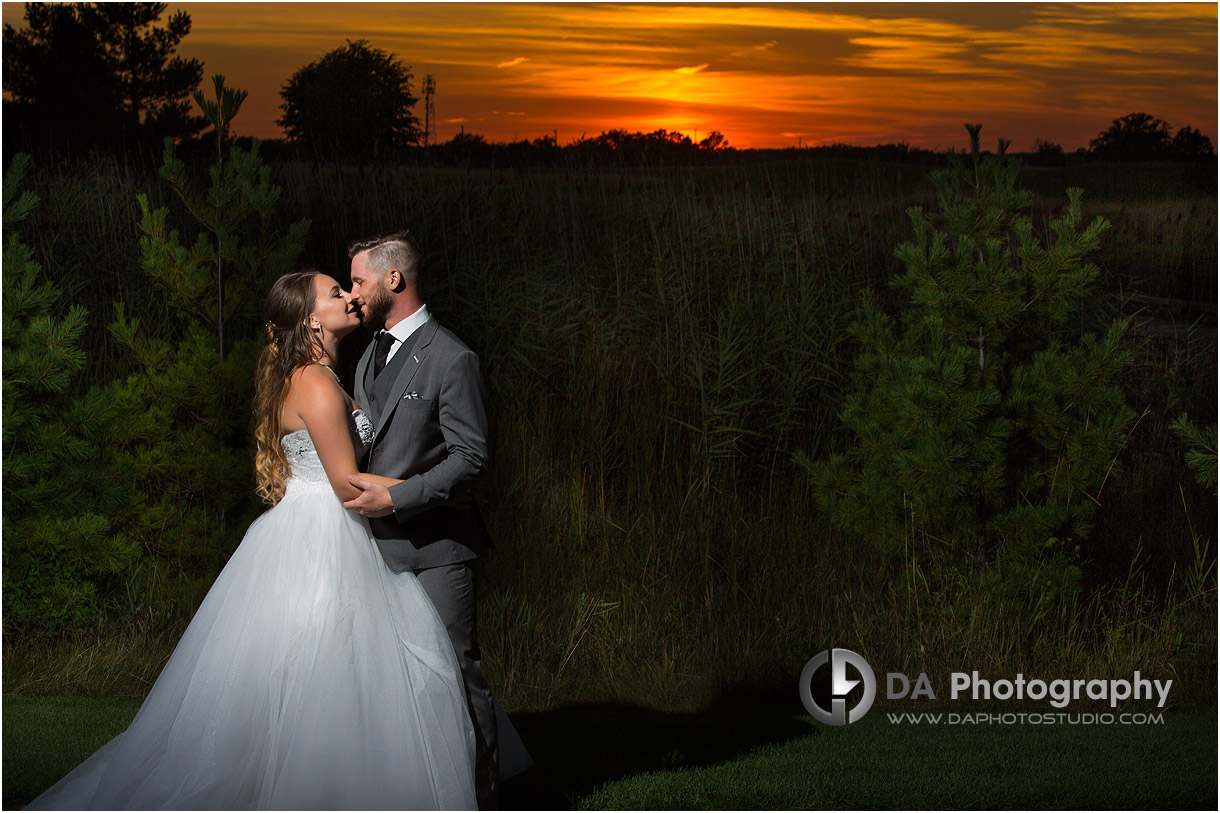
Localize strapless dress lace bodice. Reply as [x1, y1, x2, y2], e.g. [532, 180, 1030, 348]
[281, 409, 373, 496]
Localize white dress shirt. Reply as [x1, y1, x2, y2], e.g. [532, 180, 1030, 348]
[382, 304, 429, 362]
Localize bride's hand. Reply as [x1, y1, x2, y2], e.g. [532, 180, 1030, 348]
[343, 475, 395, 517]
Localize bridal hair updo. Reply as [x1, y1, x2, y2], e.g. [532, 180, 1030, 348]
[254, 271, 322, 505]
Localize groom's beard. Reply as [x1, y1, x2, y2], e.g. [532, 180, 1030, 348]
[360, 285, 393, 331]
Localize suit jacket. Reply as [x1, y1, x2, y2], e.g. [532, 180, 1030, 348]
[354, 317, 492, 571]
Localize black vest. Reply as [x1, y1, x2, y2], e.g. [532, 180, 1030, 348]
[366, 324, 425, 415]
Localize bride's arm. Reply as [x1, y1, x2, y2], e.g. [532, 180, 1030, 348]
[353, 473, 401, 489]
[346, 472, 471, 507]
[292, 367, 383, 502]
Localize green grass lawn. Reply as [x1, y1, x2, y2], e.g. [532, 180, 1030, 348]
[5, 696, 1216, 809]
[3, 696, 143, 808]
[570, 710, 1218, 809]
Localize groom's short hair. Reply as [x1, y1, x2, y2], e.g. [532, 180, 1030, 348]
[348, 230, 420, 291]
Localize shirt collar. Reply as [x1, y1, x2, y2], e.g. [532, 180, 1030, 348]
[383, 304, 429, 345]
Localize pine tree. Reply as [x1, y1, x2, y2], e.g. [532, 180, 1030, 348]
[2, 154, 140, 634]
[804, 125, 1134, 594]
[92, 77, 309, 604]
[1170, 414, 1217, 492]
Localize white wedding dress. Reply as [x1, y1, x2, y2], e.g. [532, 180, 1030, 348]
[27, 410, 478, 810]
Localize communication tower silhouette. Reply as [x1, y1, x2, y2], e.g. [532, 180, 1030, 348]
[423, 75, 436, 146]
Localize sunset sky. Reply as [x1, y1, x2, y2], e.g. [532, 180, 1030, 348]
[3, 1, 1216, 150]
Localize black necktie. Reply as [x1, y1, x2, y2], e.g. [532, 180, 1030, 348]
[373, 330, 395, 378]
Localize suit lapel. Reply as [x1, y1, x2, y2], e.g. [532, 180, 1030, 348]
[372, 319, 438, 439]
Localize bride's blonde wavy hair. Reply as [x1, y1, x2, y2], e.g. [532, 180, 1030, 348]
[254, 271, 324, 505]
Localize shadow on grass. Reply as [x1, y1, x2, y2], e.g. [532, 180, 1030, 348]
[500, 697, 813, 810]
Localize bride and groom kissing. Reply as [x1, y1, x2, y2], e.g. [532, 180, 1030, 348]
[28, 231, 525, 810]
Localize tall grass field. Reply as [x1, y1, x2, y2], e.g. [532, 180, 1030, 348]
[4, 149, 1216, 808]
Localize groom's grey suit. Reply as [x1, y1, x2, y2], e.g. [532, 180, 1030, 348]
[354, 315, 498, 806]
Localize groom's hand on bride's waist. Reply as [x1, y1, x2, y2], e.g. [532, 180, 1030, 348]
[343, 475, 474, 517]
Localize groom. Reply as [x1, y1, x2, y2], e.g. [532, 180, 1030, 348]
[342, 230, 498, 808]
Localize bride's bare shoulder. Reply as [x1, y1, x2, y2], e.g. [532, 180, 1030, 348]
[290, 363, 338, 386]
[284, 365, 347, 412]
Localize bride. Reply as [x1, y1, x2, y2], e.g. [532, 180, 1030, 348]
[28, 271, 477, 810]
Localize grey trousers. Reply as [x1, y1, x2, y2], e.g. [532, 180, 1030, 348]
[414, 562, 498, 809]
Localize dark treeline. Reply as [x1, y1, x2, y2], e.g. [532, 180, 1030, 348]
[6, 123, 1216, 173]
[242, 112, 1217, 168]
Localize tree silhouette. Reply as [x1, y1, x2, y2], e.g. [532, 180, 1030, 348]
[2, 2, 204, 152]
[3, 3, 121, 151]
[90, 3, 206, 141]
[1088, 112, 1171, 161]
[1169, 126, 1215, 161]
[278, 40, 421, 161]
[1028, 138, 1066, 167]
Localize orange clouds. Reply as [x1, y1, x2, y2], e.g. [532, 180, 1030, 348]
[5, 2, 1213, 150]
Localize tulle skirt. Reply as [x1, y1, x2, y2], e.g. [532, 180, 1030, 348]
[27, 478, 477, 810]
